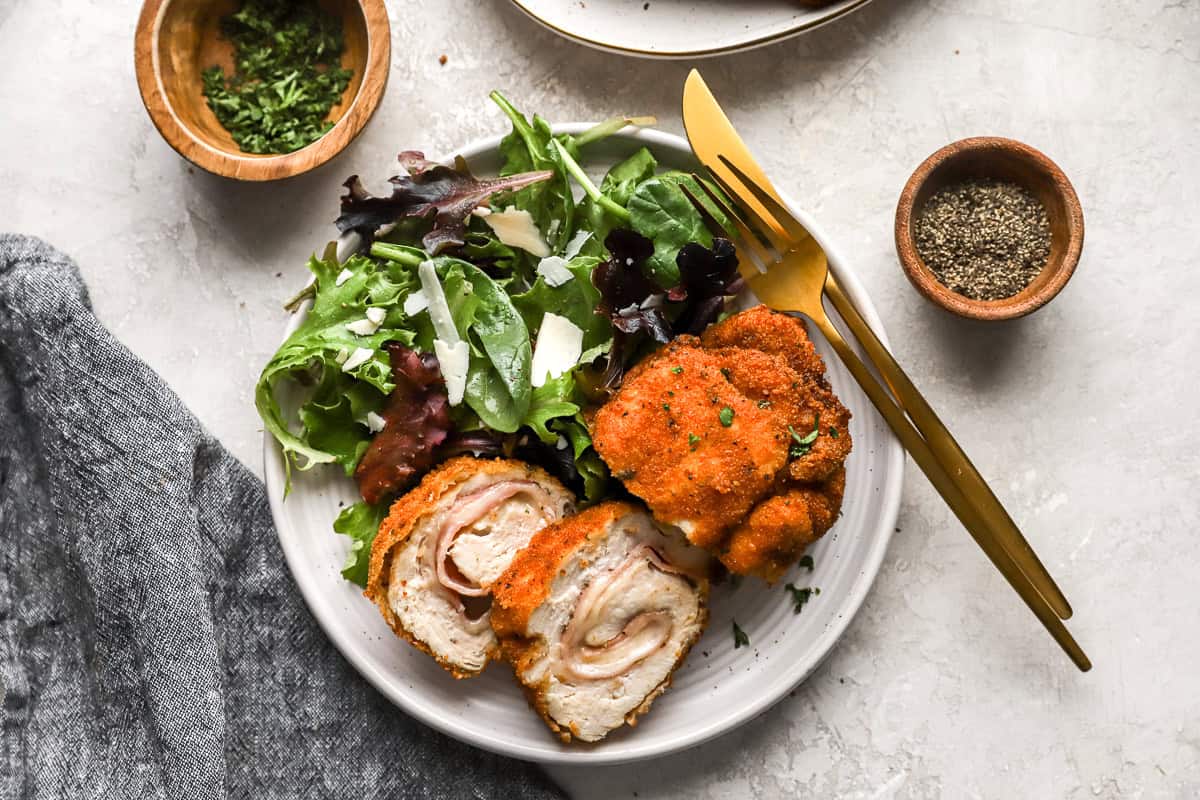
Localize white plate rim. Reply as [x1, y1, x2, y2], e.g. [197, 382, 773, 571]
[264, 124, 904, 764]
[507, 0, 877, 60]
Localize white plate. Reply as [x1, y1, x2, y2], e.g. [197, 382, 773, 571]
[265, 125, 903, 764]
[509, 0, 875, 59]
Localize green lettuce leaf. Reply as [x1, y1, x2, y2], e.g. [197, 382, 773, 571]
[490, 91, 575, 254]
[511, 255, 611, 353]
[334, 500, 386, 587]
[522, 373, 581, 444]
[255, 246, 420, 476]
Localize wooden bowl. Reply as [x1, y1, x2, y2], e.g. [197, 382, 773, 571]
[134, 0, 389, 181]
[894, 137, 1084, 321]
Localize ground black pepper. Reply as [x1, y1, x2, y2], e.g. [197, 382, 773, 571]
[914, 178, 1051, 301]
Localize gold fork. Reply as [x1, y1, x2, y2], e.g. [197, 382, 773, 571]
[681, 168, 1092, 672]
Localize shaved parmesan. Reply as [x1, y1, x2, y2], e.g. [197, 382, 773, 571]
[416, 260, 469, 406]
[366, 307, 386, 324]
[482, 207, 550, 257]
[563, 230, 591, 259]
[366, 411, 387, 433]
[346, 317, 381, 336]
[341, 347, 374, 372]
[530, 313, 583, 388]
[403, 289, 429, 316]
[536, 256, 574, 287]
[434, 339, 469, 406]
[335, 268, 353, 286]
[417, 260, 461, 344]
[334, 347, 350, 365]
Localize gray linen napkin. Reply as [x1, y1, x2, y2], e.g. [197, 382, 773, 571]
[0, 234, 566, 800]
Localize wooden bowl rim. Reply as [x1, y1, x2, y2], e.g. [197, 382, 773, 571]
[894, 136, 1084, 321]
[134, 0, 390, 182]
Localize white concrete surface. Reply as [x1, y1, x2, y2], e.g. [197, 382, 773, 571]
[2, 0, 1197, 797]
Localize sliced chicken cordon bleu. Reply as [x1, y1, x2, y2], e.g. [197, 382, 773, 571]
[365, 457, 575, 678]
[490, 501, 710, 743]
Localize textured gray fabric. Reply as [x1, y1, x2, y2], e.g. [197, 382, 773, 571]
[0, 234, 566, 800]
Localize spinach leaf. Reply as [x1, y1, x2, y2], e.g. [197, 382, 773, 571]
[627, 178, 713, 287]
[601, 147, 658, 207]
[429, 257, 533, 432]
[334, 500, 386, 587]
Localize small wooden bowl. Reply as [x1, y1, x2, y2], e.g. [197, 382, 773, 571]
[894, 137, 1083, 321]
[134, 0, 389, 181]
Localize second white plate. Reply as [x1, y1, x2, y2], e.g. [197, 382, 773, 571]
[265, 125, 903, 764]
[509, 0, 875, 59]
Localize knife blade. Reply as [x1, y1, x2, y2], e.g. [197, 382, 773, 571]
[682, 69, 819, 252]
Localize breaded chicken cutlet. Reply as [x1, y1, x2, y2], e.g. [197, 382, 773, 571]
[365, 457, 575, 678]
[491, 501, 710, 742]
[592, 305, 852, 582]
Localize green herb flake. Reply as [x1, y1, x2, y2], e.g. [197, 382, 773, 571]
[662, 403, 671, 411]
[785, 583, 818, 615]
[688, 433, 701, 450]
[201, 0, 354, 155]
[799, 555, 814, 572]
[671, 366, 684, 375]
[732, 620, 750, 649]
[720, 367, 732, 381]
[830, 426, 839, 438]
[788, 414, 821, 458]
[719, 407, 735, 427]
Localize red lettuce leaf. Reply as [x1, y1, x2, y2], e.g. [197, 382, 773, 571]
[589, 228, 670, 391]
[670, 237, 745, 334]
[354, 343, 452, 505]
[337, 151, 553, 254]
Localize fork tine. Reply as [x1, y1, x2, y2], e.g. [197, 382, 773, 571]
[717, 155, 814, 245]
[686, 173, 779, 270]
[680, 181, 768, 276]
[700, 167, 794, 257]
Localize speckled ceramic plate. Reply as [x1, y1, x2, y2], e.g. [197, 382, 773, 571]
[508, 0, 875, 59]
[264, 125, 903, 764]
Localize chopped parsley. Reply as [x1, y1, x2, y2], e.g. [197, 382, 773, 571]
[688, 433, 701, 450]
[201, 0, 354, 155]
[829, 426, 839, 438]
[732, 620, 750, 649]
[670, 366, 683, 375]
[788, 414, 820, 458]
[785, 583, 820, 614]
[720, 367, 732, 381]
[662, 403, 671, 411]
[799, 555, 814, 572]
[719, 407, 735, 427]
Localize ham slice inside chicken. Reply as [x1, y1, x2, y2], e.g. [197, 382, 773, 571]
[433, 480, 558, 598]
[556, 547, 689, 681]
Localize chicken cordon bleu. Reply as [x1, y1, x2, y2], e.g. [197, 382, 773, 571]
[592, 305, 852, 583]
[365, 457, 575, 678]
[490, 502, 710, 743]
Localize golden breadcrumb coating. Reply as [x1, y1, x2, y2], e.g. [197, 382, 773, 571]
[593, 305, 852, 581]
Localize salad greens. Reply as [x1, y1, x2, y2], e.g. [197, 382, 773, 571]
[258, 92, 743, 586]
